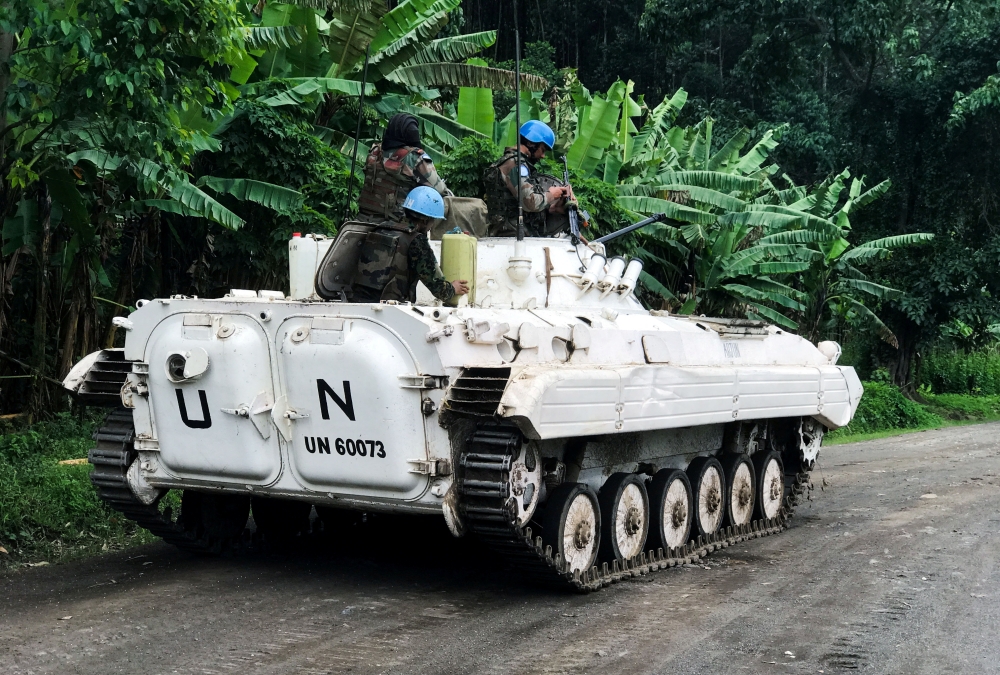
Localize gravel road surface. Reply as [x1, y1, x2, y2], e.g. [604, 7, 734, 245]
[3, 423, 1000, 675]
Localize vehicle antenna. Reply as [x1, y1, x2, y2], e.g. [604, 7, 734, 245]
[513, 0, 524, 242]
[343, 44, 371, 224]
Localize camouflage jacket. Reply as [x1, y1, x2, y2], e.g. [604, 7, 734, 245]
[352, 221, 454, 303]
[357, 144, 452, 222]
[408, 232, 455, 302]
[484, 148, 569, 237]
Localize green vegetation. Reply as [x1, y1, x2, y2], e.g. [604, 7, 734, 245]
[4, 0, 1000, 563]
[826, 384, 1000, 443]
[0, 414, 156, 570]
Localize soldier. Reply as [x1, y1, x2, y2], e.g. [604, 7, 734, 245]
[484, 120, 574, 237]
[357, 113, 453, 222]
[352, 187, 469, 303]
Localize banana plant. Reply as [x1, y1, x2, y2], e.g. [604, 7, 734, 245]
[247, 0, 547, 159]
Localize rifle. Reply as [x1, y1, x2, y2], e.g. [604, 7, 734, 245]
[560, 155, 581, 246]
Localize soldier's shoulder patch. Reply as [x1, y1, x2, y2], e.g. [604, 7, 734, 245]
[519, 164, 530, 177]
[420, 152, 432, 161]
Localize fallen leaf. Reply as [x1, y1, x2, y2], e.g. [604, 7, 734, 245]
[920, 493, 938, 499]
[58, 616, 72, 621]
[0, 546, 7, 555]
[27, 561, 49, 567]
[58, 458, 89, 465]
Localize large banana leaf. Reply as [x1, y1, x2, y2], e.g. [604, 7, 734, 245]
[456, 58, 494, 136]
[629, 88, 687, 166]
[260, 77, 376, 107]
[386, 63, 547, 91]
[289, 0, 374, 11]
[855, 178, 892, 208]
[369, 0, 460, 54]
[243, 25, 305, 50]
[639, 270, 678, 302]
[654, 170, 760, 194]
[839, 233, 934, 260]
[325, 0, 387, 77]
[400, 103, 485, 152]
[845, 299, 898, 347]
[566, 81, 625, 175]
[656, 184, 746, 212]
[734, 128, 780, 174]
[367, 11, 450, 78]
[167, 180, 245, 230]
[746, 302, 798, 330]
[707, 127, 750, 171]
[841, 278, 903, 300]
[617, 195, 717, 224]
[788, 168, 848, 215]
[407, 31, 496, 65]
[718, 210, 806, 230]
[197, 177, 305, 211]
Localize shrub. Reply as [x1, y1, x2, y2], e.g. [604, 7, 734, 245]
[438, 136, 503, 198]
[0, 413, 154, 568]
[831, 382, 943, 436]
[922, 349, 1000, 395]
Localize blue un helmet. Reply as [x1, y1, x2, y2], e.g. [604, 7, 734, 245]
[402, 186, 445, 219]
[519, 120, 555, 150]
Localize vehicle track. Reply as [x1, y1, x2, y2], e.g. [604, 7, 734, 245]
[3, 424, 1000, 675]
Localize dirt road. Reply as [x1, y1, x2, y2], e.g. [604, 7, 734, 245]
[3, 424, 1000, 675]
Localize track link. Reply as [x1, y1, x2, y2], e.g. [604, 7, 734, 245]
[88, 408, 239, 554]
[459, 425, 809, 592]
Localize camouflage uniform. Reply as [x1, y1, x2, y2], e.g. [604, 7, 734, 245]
[352, 221, 454, 303]
[357, 144, 452, 222]
[484, 148, 569, 237]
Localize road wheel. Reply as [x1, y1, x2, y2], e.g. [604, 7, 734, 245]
[722, 453, 755, 527]
[647, 469, 692, 552]
[687, 457, 725, 537]
[542, 483, 601, 574]
[753, 450, 785, 520]
[177, 491, 251, 553]
[597, 473, 649, 562]
[251, 497, 312, 545]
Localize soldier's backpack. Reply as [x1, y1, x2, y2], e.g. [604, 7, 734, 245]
[315, 221, 418, 301]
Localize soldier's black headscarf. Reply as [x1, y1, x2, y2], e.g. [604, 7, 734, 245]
[382, 113, 421, 150]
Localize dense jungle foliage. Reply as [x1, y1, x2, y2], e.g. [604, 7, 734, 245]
[2, 0, 1000, 415]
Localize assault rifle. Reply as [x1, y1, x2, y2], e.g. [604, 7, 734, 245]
[561, 155, 581, 246]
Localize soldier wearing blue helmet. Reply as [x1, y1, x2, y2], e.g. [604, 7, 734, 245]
[484, 120, 575, 237]
[351, 186, 469, 303]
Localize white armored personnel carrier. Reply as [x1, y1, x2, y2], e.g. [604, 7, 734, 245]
[65, 224, 862, 590]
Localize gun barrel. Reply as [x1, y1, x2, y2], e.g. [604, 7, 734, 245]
[593, 213, 667, 245]
[561, 156, 581, 245]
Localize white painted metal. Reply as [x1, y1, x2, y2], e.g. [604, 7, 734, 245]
[510, 443, 543, 526]
[696, 464, 724, 534]
[288, 234, 333, 300]
[759, 457, 784, 519]
[661, 477, 691, 549]
[65, 234, 865, 523]
[563, 493, 599, 573]
[614, 482, 648, 559]
[729, 461, 754, 526]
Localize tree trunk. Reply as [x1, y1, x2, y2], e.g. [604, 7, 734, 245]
[0, 27, 14, 167]
[58, 273, 83, 378]
[890, 318, 920, 399]
[29, 185, 52, 415]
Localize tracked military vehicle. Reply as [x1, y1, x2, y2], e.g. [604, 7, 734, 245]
[65, 226, 862, 590]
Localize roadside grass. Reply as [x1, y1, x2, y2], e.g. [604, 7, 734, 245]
[3, 386, 999, 571]
[0, 412, 157, 573]
[826, 387, 1000, 445]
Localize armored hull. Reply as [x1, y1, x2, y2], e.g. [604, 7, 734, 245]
[66, 236, 862, 589]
